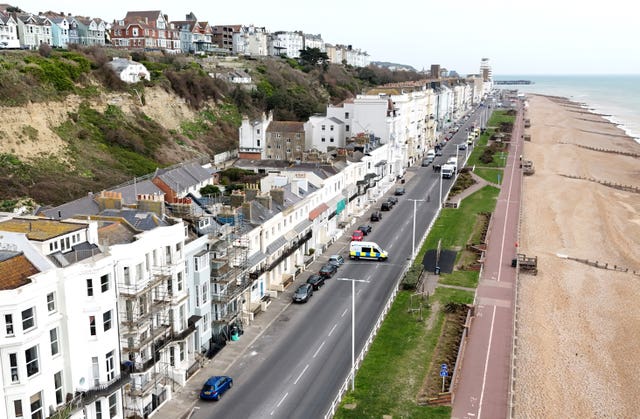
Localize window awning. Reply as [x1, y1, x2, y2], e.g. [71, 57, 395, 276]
[266, 236, 287, 254]
[309, 203, 329, 220]
[246, 251, 267, 268]
[284, 230, 297, 242]
[294, 219, 312, 234]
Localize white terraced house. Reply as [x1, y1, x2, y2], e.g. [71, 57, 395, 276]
[0, 217, 124, 419]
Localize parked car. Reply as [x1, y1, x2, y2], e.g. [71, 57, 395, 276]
[394, 187, 405, 196]
[458, 143, 467, 150]
[436, 149, 443, 156]
[370, 211, 383, 221]
[351, 230, 364, 241]
[319, 263, 338, 278]
[387, 196, 398, 205]
[292, 283, 314, 303]
[381, 202, 392, 211]
[200, 376, 233, 400]
[306, 274, 325, 290]
[358, 225, 372, 235]
[328, 254, 345, 266]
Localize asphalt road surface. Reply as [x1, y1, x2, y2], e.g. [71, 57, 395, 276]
[193, 107, 490, 419]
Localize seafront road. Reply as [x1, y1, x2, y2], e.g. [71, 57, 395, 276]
[451, 102, 524, 419]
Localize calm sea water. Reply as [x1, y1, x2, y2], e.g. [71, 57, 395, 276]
[494, 75, 640, 143]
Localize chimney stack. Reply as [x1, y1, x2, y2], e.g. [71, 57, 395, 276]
[241, 202, 252, 222]
[270, 188, 285, 206]
[230, 190, 245, 208]
[245, 184, 259, 202]
[95, 190, 123, 211]
[256, 194, 272, 210]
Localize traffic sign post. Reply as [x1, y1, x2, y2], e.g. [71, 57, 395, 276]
[440, 364, 448, 392]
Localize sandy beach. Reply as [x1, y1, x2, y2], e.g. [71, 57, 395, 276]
[514, 94, 640, 417]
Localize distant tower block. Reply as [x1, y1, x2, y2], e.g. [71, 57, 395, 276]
[480, 58, 492, 82]
[430, 64, 441, 79]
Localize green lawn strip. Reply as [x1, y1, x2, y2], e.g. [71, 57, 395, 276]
[467, 110, 515, 168]
[425, 185, 500, 250]
[473, 167, 503, 184]
[439, 270, 479, 289]
[335, 291, 451, 419]
[433, 286, 475, 305]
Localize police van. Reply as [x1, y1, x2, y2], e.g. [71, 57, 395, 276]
[349, 241, 388, 261]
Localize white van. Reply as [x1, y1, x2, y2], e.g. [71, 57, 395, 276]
[349, 241, 388, 261]
[426, 149, 435, 159]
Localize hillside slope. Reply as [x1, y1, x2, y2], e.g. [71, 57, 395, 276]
[0, 47, 424, 210]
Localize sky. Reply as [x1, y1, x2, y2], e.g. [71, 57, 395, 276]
[12, 0, 640, 75]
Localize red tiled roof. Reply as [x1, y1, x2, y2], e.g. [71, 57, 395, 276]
[309, 203, 329, 220]
[0, 253, 38, 290]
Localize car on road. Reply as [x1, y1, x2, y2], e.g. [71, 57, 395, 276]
[458, 143, 467, 150]
[328, 254, 345, 266]
[394, 187, 405, 196]
[381, 202, 392, 211]
[370, 210, 382, 221]
[436, 149, 443, 156]
[387, 196, 398, 205]
[306, 274, 325, 290]
[351, 230, 364, 241]
[200, 376, 233, 400]
[358, 225, 372, 235]
[319, 263, 338, 278]
[292, 283, 314, 303]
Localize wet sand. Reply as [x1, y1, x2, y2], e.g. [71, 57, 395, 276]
[515, 94, 640, 418]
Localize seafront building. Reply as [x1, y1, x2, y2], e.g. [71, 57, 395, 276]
[0, 217, 125, 419]
[0, 31, 490, 417]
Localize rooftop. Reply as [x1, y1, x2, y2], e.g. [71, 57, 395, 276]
[0, 217, 86, 241]
[0, 251, 39, 290]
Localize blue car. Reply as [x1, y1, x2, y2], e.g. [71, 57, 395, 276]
[200, 376, 233, 400]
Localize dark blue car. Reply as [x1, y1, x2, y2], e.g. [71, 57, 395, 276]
[200, 376, 233, 400]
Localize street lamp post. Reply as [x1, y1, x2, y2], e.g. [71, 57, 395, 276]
[407, 199, 425, 260]
[336, 277, 369, 391]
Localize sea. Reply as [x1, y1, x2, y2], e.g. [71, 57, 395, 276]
[493, 74, 640, 143]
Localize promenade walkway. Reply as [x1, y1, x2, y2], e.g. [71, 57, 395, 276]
[451, 104, 524, 419]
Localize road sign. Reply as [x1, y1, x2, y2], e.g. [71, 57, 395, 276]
[441, 363, 448, 371]
[440, 370, 448, 377]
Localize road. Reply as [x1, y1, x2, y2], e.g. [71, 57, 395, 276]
[193, 107, 490, 419]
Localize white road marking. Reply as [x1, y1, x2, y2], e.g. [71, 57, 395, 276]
[477, 306, 497, 419]
[277, 392, 288, 408]
[341, 308, 348, 317]
[328, 324, 338, 336]
[313, 341, 325, 358]
[294, 364, 309, 385]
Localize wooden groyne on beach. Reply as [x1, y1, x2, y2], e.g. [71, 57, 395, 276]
[559, 174, 640, 194]
[558, 254, 640, 277]
[558, 141, 640, 158]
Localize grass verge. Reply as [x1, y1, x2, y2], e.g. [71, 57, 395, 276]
[474, 167, 503, 184]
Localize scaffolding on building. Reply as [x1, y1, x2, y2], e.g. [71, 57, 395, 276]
[209, 208, 250, 344]
[119, 261, 174, 418]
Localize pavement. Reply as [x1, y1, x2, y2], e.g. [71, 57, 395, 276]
[451, 102, 525, 419]
[153, 171, 407, 419]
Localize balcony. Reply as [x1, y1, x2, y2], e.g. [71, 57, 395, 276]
[210, 278, 250, 303]
[81, 372, 131, 404]
[51, 373, 131, 417]
[212, 309, 240, 324]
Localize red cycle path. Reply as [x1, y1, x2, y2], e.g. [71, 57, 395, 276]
[451, 104, 524, 419]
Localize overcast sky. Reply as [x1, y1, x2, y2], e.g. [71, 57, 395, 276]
[14, 0, 639, 75]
